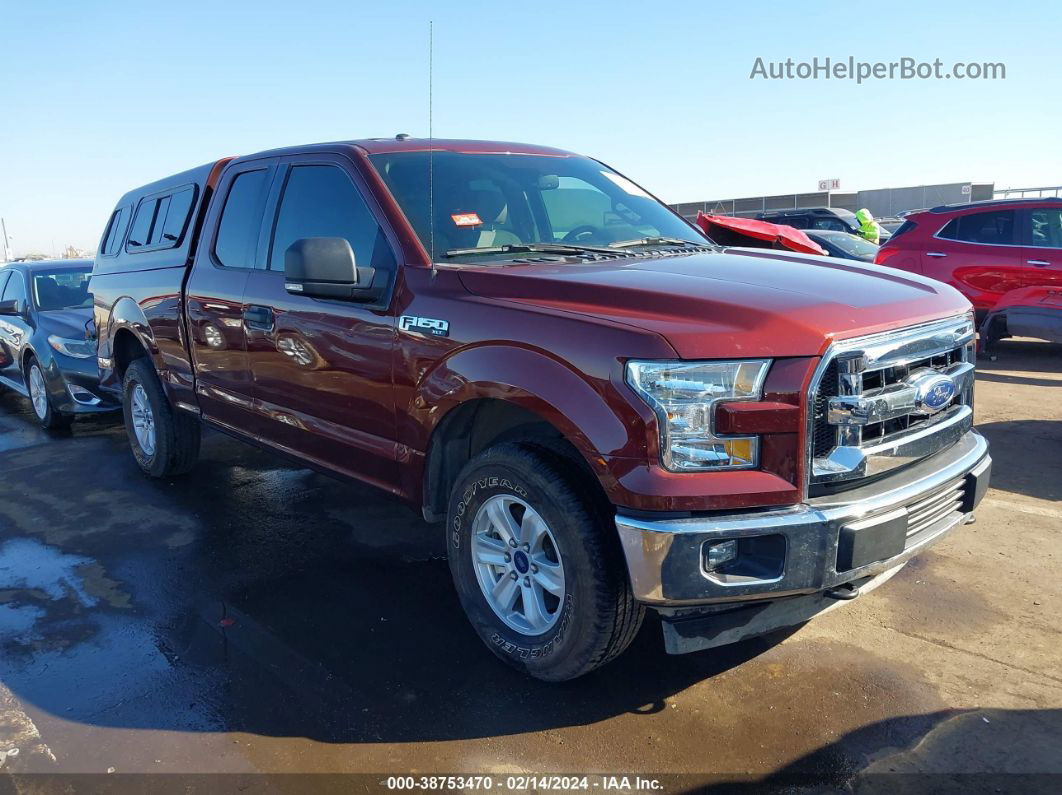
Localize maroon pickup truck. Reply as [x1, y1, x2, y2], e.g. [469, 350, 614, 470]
[90, 137, 991, 680]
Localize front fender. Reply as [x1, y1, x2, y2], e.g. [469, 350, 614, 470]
[409, 343, 648, 466]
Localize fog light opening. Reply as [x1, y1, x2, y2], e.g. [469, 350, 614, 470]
[704, 539, 739, 572]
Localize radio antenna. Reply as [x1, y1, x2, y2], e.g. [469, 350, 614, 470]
[428, 20, 436, 277]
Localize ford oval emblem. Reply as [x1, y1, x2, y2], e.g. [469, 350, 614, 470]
[918, 375, 957, 413]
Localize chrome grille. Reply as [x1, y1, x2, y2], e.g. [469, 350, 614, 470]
[859, 348, 966, 446]
[812, 360, 838, 459]
[808, 315, 977, 488]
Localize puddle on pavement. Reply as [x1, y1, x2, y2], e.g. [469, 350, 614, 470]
[0, 537, 131, 659]
[0, 538, 98, 605]
[0, 603, 46, 644]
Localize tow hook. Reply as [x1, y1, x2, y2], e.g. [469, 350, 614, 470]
[824, 582, 861, 601]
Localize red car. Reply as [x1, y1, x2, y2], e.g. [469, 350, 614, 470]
[875, 198, 1062, 318]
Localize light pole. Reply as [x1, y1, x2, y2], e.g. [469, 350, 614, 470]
[0, 217, 11, 262]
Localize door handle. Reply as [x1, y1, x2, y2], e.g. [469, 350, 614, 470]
[1027, 259, 1051, 267]
[925, 252, 947, 258]
[243, 305, 275, 330]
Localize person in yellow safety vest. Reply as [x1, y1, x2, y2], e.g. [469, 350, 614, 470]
[855, 208, 883, 245]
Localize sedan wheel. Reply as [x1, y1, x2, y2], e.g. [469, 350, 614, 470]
[26, 361, 72, 430]
[29, 364, 48, 420]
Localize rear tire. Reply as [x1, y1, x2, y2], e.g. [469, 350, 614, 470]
[26, 359, 72, 430]
[446, 442, 644, 681]
[122, 358, 200, 477]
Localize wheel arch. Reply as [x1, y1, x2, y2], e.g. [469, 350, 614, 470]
[414, 345, 636, 522]
[100, 296, 161, 379]
[111, 326, 153, 381]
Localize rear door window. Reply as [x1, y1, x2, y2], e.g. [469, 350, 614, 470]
[938, 210, 1016, 245]
[1029, 208, 1062, 248]
[214, 169, 273, 269]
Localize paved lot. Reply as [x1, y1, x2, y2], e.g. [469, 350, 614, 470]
[0, 340, 1059, 790]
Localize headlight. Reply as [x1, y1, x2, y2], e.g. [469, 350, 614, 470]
[626, 359, 771, 471]
[48, 335, 96, 359]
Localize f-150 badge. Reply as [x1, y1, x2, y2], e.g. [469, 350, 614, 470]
[400, 315, 450, 338]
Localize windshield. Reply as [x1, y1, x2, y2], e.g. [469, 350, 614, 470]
[368, 151, 707, 260]
[819, 233, 879, 258]
[33, 268, 92, 311]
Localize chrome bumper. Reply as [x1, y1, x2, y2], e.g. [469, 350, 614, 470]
[616, 431, 991, 607]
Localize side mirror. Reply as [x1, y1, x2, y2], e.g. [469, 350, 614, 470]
[283, 237, 376, 300]
[0, 299, 20, 316]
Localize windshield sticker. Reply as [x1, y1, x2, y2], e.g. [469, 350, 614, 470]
[451, 213, 482, 227]
[601, 172, 652, 199]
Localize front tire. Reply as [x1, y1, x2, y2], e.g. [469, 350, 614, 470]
[27, 359, 72, 430]
[122, 358, 200, 477]
[447, 443, 644, 681]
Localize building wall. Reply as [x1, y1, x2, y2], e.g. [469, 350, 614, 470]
[673, 182, 994, 221]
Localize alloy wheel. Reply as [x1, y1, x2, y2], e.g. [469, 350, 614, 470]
[470, 494, 566, 635]
[29, 365, 49, 420]
[130, 383, 156, 456]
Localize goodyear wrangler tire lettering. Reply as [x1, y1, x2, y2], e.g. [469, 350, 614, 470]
[446, 442, 644, 681]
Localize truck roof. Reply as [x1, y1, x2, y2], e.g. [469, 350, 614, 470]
[248, 137, 578, 158]
[116, 139, 575, 205]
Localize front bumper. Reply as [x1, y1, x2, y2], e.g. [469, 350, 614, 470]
[46, 356, 120, 414]
[616, 430, 990, 610]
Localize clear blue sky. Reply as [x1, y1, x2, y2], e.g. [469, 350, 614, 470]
[2, 0, 1058, 255]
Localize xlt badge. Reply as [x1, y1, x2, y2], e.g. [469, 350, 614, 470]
[400, 315, 450, 338]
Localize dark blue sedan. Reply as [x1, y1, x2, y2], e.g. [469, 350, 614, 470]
[0, 259, 118, 428]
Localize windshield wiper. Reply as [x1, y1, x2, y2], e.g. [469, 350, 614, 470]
[608, 237, 706, 249]
[442, 242, 616, 258]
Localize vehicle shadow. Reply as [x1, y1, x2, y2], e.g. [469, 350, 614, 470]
[977, 338, 1061, 372]
[975, 419, 1062, 502]
[0, 418, 799, 746]
[756, 707, 1062, 791]
[975, 371, 1061, 389]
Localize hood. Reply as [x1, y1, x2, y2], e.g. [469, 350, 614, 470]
[457, 249, 971, 359]
[37, 308, 94, 340]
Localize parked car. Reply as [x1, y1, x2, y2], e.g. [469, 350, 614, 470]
[875, 198, 1062, 318]
[0, 259, 118, 428]
[804, 229, 880, 262]
[876, 217, 905, 234]
[695, 213, 827, 255]
[756, 207, 892, 243]
[980, 286, 1062, 352]
[90, 137, 991, 681]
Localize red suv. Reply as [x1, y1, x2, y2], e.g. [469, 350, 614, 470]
[875, 198, 1062, 317]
